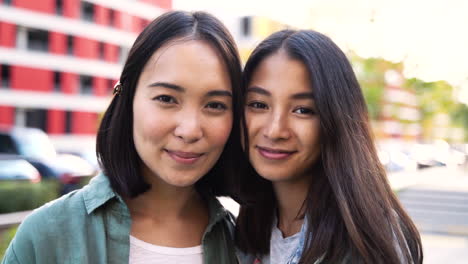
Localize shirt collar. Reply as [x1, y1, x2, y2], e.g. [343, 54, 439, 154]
[82, 172, 121, 214]
[82, 173, 232, 228]
[204, 195, 233, 233]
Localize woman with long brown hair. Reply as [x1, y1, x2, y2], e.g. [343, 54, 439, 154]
[235, 29, 423, 264]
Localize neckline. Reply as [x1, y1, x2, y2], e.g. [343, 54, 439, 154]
[130, 235, 203, 255]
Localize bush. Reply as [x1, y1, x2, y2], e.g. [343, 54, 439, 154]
[0, 225, 17, 259]
[0, 180, 60, 214]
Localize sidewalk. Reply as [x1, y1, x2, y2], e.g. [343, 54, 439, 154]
[388, 166, 468, 191]
[422, 233, 468, 264]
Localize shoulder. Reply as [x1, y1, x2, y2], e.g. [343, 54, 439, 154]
[3, 188, 88, 263]
[210, 197, 237, 235]
[21, 184, 91, 229]
[4, 175, 115, 263]
[200, 196, 239, 263]
[16, 173, 117, 235]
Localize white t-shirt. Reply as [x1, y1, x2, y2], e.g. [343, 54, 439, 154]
[260, 223, 302, 264]
[129, 236, 203, 264]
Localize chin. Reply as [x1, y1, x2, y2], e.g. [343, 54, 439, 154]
[165, 178, 200, 188]
[254, 168, 292, 182]
[148, 169, 205, 189]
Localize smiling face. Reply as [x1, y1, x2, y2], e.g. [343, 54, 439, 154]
[133, 40, 232, 188]
[245, 50, 321, 184]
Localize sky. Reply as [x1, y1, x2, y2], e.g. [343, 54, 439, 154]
[173, 0, 468, 105]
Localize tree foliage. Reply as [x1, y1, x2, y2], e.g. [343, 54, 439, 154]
[405, 78, 456, 122]
[351, 55, 468, 141]
[352, 56, 401, 120]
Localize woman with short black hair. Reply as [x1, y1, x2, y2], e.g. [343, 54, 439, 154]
[3, 11, 242, 264]
[235, 30, 423, 264]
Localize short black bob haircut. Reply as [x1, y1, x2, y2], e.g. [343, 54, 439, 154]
[96, 11, 243, 198]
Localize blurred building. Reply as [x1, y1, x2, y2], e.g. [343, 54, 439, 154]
[0, 0, 169, 150]
[227, 15, 287, 63]
[0, 4, 281, 150]
[378, 70, 422, 141]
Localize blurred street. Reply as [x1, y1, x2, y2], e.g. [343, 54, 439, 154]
[390, 166, 468, 263]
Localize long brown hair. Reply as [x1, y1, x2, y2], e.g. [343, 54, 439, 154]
[235, 30, 423, 264]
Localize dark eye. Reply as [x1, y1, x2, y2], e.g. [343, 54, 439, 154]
[154, 95, 176, 104]
[293, 107, 315, 115]
[206, 102, 227, 111]
[247, 102, 268, 109]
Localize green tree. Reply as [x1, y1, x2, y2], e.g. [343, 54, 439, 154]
[406, 79, 455, 118]
[352, 56, 401, 120]
[406, 78, 464, 141]
[350, 54, 466, 141]
[452, 103, 468, 141]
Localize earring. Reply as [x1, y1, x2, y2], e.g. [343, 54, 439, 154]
[113, 82, 123, 96]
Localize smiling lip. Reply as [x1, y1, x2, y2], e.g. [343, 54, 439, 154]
[165, 150, 204, 165]
[256, 146, 296, 160]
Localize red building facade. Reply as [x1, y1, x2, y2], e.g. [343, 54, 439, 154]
[0, 0, 169, 149]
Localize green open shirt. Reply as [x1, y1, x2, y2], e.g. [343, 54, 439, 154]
[2, 173, 238, 264]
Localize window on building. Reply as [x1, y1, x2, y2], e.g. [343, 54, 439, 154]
[15, 26, 27, 50]
[81, 2, 95, 22]
[25, 109, 47, 132]
[55, 0, 63, 15]
[67, 35, 73, 55]
[27, 29, 49, 52]
[119, 46, 129, 64]
[0, 134, 18, 154]
[1, 64, 10, 88]
[98, 42, 105, 60]
[109, 9, 115, 27]
[53, 71, 61, 92]
[65, 111, 72, 134]
[108, 79, 115, 94]
[79, 75, 93, 95]
[140, 19, 149, 31]
[241, 17, 252, 37]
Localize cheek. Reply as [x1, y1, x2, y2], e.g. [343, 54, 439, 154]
[133, 102, 170, 143]
[299, 119, 321, 152]
[132, 103, 146, 140]
[245, 112, 263, 144]
[206, 115, 233, 147]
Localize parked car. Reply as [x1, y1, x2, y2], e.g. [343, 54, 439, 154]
[0, 126, 96, 192]
[410, 141, 466, 169]
[378, 149, 418, 172]
[0, 155, 41, 183]
[60, 150, 100, 173]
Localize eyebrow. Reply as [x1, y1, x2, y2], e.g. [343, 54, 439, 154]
[247, 86, 314, 100]
[206, 90, 232, 97]
[291, 92, 314, 100]
[148, 82, 185, 92]
[149, 82, 232, 97]
[247, 86, 270, 96]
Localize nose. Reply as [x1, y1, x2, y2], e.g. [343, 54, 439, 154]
[263, 111, 291, 141]
[173, 111, 203, 144]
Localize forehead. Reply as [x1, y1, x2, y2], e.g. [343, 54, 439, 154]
[249, 51, 312, 94]
[139, 39, 231, 90]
